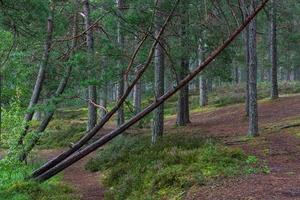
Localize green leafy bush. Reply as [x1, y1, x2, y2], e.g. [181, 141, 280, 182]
[86, 135, 260, 200]
[0, 98, 76, 200]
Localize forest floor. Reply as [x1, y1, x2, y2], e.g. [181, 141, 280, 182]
[37, 127, 113, 200]
[41, 95, 300, 200]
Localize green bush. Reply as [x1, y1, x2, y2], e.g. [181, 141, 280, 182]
[0, 159, 76, 200]
[86, 135, 260, 200]
[0, 99, 76, 200]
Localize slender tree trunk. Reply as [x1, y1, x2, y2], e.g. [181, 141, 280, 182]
[87, 86, 97, 130]
[152, 0, 165, 143]
[19, 11, 79, 161]
[234, 66, 239, 84]
[133, 65, 142, 128]
[199, 75, 208, 106]
[99, 84, 108, 120]
[116, 0, 125, 127]
[270, 0, 278, 99]
[83, 0, 97, 131]
[177, 1, 190, 126]
[241, 0, 250, 117]
[133, 66, 142, 115]
[248, 0, 258, 136]
[198, 43, 208, 107]
[18, 12, 54, 145]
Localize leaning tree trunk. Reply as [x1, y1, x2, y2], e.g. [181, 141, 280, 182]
[177, 0, 190, 126]
[19, 11, 79, 161]
[116, 0, 126, 127]
[270, 0, 278, 99]
[152, 0, 165, 144]
[83, 0, 97, 131]
[248, 0, 258, 136]
[32, 1, 269, 182]
[18, 12, 54, 145]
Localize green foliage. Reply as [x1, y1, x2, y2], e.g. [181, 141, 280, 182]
[0, 96, 76, 200]
[86, 135, 260, 200]
[0, 93, 25, 155]
[0, 160, 76, 200]
[38, 108, 87, 148]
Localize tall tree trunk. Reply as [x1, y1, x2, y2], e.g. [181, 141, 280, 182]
[199, 75, 208, 106]
[99, 83, 108, 120]
[248, 0, 258, 136]
[241, 0, 250, 117]
[116, 0, 125, 127]
[234, 66, 239, 84]
[152, 0, 165, 144]
[198, 43, 208, 107]
[19, 11, 54, 145]
[83, 0, 97, 131]
[177, 1, 190, 126]
[133, 66, 142, 115]
[270, 0, 278, 99]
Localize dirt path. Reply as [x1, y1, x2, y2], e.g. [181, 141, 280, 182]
[38, 127, 114, 200]
[165, 95, 300, 200]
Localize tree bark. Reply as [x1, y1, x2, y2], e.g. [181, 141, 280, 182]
[198, 43, 208, 107]
[152, 0, 165, 143]
[199, 75, 208, 106]
[116, 0, 126, 127]
[99, 84, 108, 120]
[248, 0, 259, 136]
[234, 66, 239, 84]
[270, 0, 278, 99]
[241, 0, 250, 117]
[133, 66, 142, 115]
[32, 0, 269, 182]
[83, 0, 97, 131]
[18, 11, 54, 145]
[177, 1, 190, 126]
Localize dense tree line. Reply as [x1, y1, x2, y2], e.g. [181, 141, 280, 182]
[1, 0, 299, 182]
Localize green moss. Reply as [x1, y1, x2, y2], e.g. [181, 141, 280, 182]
[86, 134, 261, 200]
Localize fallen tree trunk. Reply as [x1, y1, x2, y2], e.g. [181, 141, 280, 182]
[31, 0, 179, 178]
[33, 0, 269, 182]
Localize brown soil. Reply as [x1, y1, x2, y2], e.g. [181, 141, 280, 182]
[39, 95, 300, 200]
[37, 127, 113, 200]
[165, 95, 300, 200]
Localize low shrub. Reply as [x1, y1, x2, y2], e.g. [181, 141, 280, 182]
[86, 135, 261, 200]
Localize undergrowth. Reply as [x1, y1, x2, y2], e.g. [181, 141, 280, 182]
[85, 134, 263, 200]
[38, 108, 87, 148]
[0, 159, 76, 200]
[0, 98, 76, 200]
